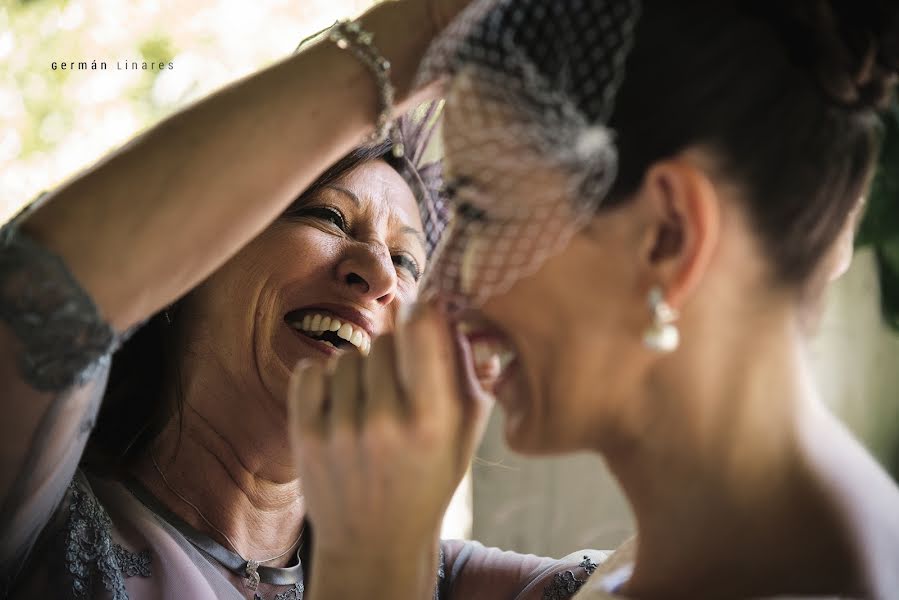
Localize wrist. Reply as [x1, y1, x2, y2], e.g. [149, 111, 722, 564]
[357, 1, 438, 107]
[309, 538, 441, 600]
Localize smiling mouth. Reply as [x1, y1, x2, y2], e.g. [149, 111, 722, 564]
[458, 321, 518, 386]
[285, 311, 372, 355]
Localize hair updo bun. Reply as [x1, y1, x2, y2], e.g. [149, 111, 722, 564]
[584, 0, 894, 284]
[757, 0, 899, 111]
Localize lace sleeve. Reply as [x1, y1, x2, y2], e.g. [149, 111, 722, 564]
[0, 196, 116, 391]
[0, 199, 121, 593]
[440, 540, 610, 600]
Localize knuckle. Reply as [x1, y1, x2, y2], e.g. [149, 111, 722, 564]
[412, 417, 451, 449]
[371, 332, 396, 355]
[329, 425, 359, 452]
[362, 414, 400, 442]
[292, 436, 325, 464]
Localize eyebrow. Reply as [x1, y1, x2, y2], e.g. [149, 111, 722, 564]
[323, 184, 361, 207]
[401, 225, 427, 253]
[325, 184, 427, 254]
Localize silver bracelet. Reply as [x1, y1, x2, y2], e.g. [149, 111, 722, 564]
[328, 19, 401, 154]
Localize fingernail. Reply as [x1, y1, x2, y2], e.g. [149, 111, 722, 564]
[293, 358, 313, 374]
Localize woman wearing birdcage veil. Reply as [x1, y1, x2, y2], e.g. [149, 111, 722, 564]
[290, 0, 899, 597]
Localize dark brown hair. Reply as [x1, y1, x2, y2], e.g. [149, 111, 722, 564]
[604, 0, 899, 283]
[459, 0, 899, 284]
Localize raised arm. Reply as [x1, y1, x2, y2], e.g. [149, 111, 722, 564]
[20, 0, 454, 332]
[0, 0, 474, 587]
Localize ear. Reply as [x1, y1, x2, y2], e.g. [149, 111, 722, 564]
[636, 156, 721, 310]
[826, 224, 854, 282]
[825, 196, 864, 282]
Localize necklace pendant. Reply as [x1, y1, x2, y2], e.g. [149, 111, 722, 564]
[244, 560, 261, 590]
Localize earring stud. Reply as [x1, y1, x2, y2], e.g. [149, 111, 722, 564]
[643, 286, 679, 353]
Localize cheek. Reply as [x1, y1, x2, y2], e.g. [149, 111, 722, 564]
[481, 243, 640, 408]
[207, 227, 340, 339]
[175, 277, 258, 384]
[252, 225, 351, 303]
[269, 224, 340, 266]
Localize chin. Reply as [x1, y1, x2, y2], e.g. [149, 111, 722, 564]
[503, 418, 574, 455]
[498, 398, 557, 455]
[259, 362, 292, 414]
[503, 429, 544, 454]
[499, 393, 589, 456]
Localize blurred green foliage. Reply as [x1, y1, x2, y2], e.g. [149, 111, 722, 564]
[2, 0, 375, 220]
[6, 0, 176, 160]
[132, 33, 177, 111]
[857, 97, 899, 332]
[139, 34, 176, 65]
[14, 0, 61, 6]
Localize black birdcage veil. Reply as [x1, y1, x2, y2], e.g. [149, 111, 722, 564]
[414, 0, 642, 307]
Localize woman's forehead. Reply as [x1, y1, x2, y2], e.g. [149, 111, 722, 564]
[331, 160, 425, 233]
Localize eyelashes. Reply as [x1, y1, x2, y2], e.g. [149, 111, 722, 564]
[455, 201, 490, 224]
[393, 254, 423, 281]
[293, 204, 423, 282]
[301, 206, 348, 231]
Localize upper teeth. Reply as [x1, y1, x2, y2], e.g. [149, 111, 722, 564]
[472, 339, 516, 371]
[291, 313, 372, 355]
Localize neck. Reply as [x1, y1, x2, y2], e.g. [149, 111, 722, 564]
[599, 311, 876, 598]
[133, 401, 305, 566]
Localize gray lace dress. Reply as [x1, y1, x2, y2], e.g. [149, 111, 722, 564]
[0, 209, 607, 599]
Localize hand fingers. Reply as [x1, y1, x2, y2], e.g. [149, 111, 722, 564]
[474, 355, 501, 389]
[451, 329, 495, 458]
[395, 301, 459, 424]
[330, 352, 363, 432]
[363, 334, 403, 420]
[288, 359, 327, 437]
[453, 330, 495, 412]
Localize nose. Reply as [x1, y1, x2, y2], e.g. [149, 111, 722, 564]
[337, 242, 398, 305]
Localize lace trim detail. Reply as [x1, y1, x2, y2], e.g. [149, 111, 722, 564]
[112, 545, 151, 578]
[542, 556, 600, 600]
[435, 546, 446, 600]
[273, 583, 305, 600]
[0, 223, 117, 392]
[253, 582, 305, 600]
[64, 479, 152, 599]
[579, 556, 599, 576]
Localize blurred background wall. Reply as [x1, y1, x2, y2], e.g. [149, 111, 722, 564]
[4, 0, 897, 560]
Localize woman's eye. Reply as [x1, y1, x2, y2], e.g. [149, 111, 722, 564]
[302, 206, 347, 230]
[393, 254, 422, 281]
[442, 175, 473, 200]
[441, 180, 460, 200]
[455, 201, 489, 224]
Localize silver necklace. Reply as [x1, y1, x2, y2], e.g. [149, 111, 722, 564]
[151, 453, 304, 590]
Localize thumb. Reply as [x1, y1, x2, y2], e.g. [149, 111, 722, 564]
[451, 329, 495, 463]
[395, 301, 461, 426]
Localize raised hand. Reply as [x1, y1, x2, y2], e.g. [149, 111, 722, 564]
[288, 302, 493, 600]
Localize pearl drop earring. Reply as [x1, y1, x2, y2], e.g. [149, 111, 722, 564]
[643, 286, 679, 353]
